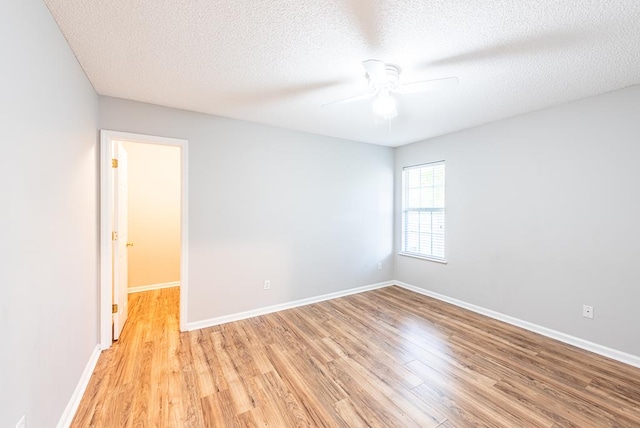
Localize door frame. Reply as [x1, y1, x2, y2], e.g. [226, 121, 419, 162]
[100, 130, 189, 349]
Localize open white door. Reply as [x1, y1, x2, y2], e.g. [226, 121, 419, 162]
[101, 130, 188, 350]
[113, 142, 129, 340]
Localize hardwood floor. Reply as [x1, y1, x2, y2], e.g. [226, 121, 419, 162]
[72, 286, 640, 427]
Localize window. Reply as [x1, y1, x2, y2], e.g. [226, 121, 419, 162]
[401, 161, 445, 260]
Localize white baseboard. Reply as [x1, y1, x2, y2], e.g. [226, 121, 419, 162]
[187, 280, 394, 331]
[57, 345, 102, 428]
[128, 281, 180, 294]
[394, 281, 640, 369]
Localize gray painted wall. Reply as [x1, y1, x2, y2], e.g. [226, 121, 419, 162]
[395, 86, 640, 357]
[99, 97, 395, 323]
[0, 0, 99, 426]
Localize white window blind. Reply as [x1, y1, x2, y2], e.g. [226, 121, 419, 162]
[402, 161, 445, 260]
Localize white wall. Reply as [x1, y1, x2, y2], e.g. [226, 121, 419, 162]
[0, 0, 99, 426]
[395, 86, 640, 358]
[100, 97, 394, 323]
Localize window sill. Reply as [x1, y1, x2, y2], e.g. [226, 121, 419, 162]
[398, 252, 448, 264]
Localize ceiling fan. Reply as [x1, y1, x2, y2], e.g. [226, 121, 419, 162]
[324, 59, 459, 119]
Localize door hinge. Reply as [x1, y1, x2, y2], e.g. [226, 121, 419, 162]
[112, 304, 118, 314]
[112, 231, 118, 241]
[112, 158, 118, 168]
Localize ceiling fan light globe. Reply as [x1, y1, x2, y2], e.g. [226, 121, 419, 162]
[372, 93, 396, 117]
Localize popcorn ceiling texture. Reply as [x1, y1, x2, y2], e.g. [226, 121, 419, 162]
[44, 0, 640, 146]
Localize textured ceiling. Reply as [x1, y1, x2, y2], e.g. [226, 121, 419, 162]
[44, 0, 640, 147]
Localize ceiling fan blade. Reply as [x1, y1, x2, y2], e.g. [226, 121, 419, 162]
[343, 1, 381, 48]
[322, 92, 374, 108]
[396, 77, 459, 94]
[362, 59, 387, 83]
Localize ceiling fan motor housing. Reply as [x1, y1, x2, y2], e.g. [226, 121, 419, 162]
[368, 64, 400, 93]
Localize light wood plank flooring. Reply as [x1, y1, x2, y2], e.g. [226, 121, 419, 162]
[73, 286, 640, 427]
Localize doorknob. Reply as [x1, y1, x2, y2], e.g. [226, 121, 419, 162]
[126, 242, 134, 247]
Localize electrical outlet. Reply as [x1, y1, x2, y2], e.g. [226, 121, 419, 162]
[16, 415, 26, 428]
[377, 262, 382, 271]
[582, 305, 594, 319]
[264, 280, 271, 290]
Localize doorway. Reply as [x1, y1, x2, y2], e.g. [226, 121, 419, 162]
[100, 131, 189, 349]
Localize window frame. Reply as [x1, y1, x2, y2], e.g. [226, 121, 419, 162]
[400, 161, 446, 263]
